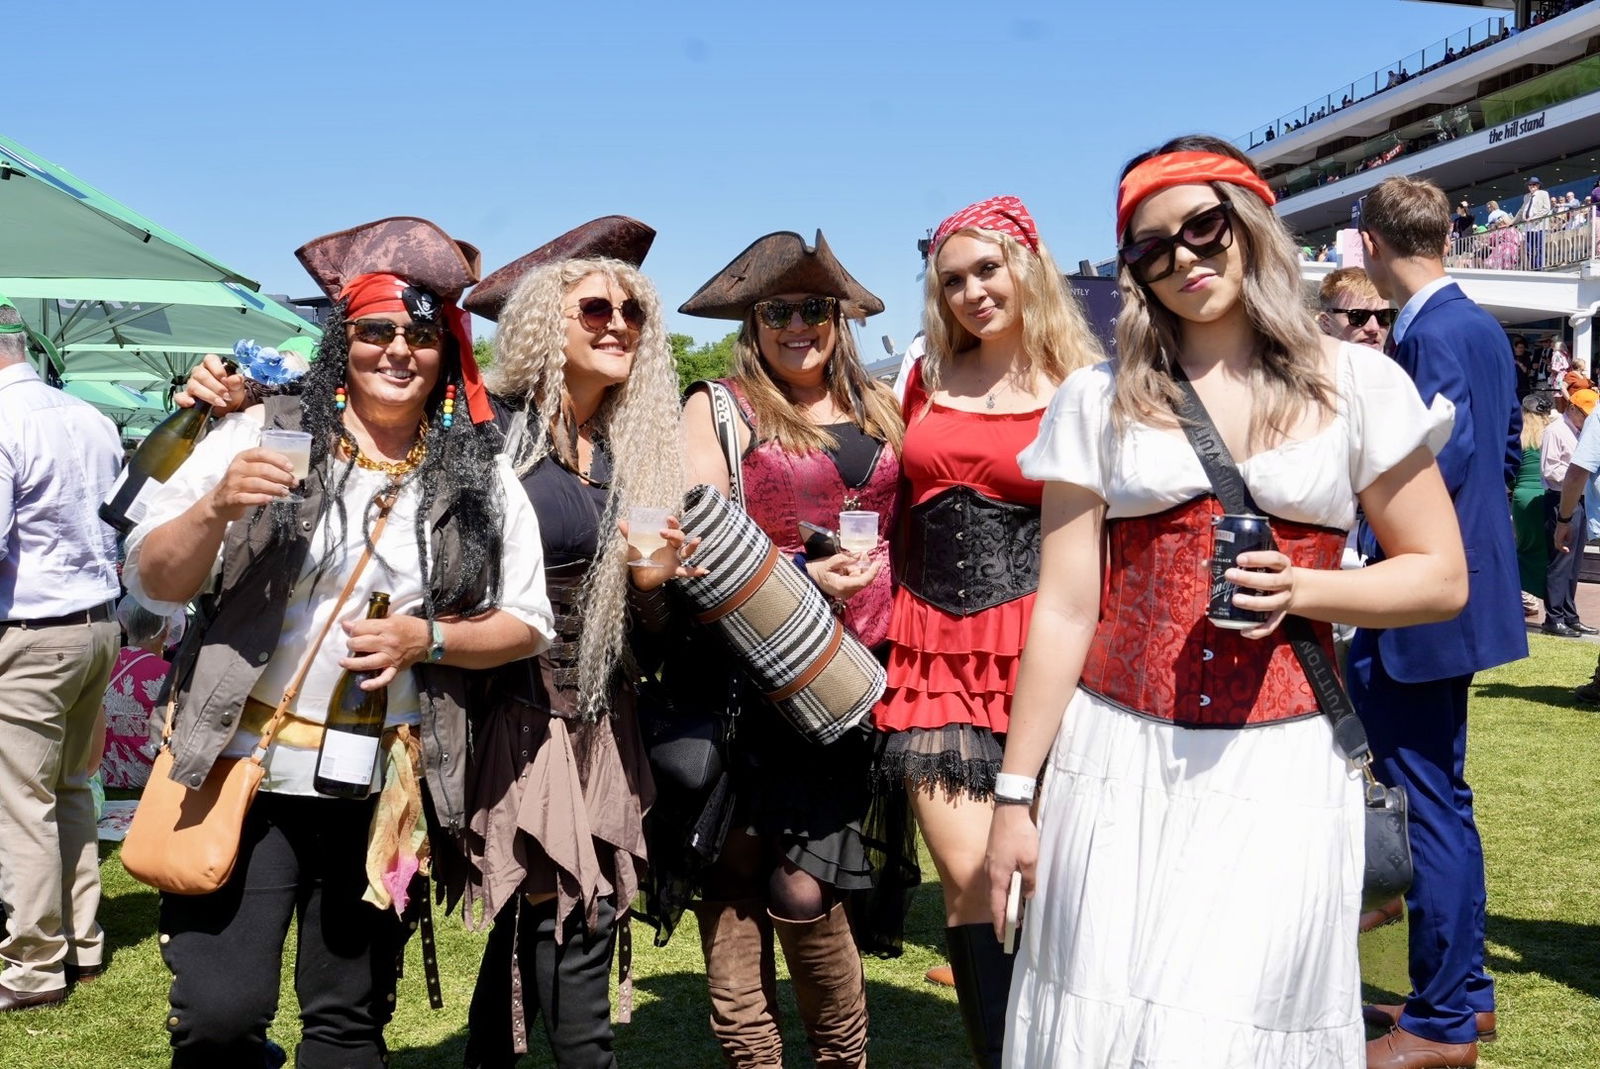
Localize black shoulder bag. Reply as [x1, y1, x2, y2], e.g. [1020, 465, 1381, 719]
[1170, 369, 1412, 912]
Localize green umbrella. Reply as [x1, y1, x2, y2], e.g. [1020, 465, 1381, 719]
[60, 379, 168, 434]
[2, 277, 319, 388]
[0, 133, 319, 385]
[0, 132, 255, 286]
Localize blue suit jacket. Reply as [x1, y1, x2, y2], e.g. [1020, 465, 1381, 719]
[1361, 282, 1528, 683]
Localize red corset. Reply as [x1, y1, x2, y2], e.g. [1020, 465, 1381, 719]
[1078, 497, 1346, 729]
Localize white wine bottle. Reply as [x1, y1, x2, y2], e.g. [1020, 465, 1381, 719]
[314, 592, 391, 799]
[99, 358, 239, 533]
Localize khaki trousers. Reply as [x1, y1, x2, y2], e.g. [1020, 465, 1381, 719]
[0, 618, 119, 993]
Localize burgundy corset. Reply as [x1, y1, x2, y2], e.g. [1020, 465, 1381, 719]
[1078, 496, 1346, 729]
[726, 380, 901, 647]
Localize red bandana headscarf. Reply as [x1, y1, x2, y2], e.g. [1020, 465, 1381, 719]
[339, 272, 493, 425]
[1115, 151, 1276, 240]
[930, 195, 1041, 257]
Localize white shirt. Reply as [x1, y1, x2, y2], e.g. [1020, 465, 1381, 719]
[123, 409, 554, 794]
[0, 361, 122, 619]
[1391, 275, 1455, 347]
[1541, 412, 1580, 491]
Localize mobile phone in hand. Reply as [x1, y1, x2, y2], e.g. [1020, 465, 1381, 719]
[1003, 871, 1023, 954]
[798, 520, 840, 559]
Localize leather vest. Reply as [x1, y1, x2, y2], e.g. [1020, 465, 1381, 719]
[1077, 496, 1346, 729]
[164, 397, 486, 832]
[902, 485, 1041, 616]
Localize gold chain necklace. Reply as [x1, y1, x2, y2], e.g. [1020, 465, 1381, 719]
[340, 427, 427, 479]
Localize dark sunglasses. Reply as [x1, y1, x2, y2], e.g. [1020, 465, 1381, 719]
[754, 296, 838, 330]
[348, 318, 445, 349]
[1118, 201, 1236, 284]
[1327, 307, 1397, 328]
[571, 296, 646, 332]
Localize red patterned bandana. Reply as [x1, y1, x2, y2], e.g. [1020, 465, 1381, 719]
[930, 195, 1041, 257]
[339, 272, 493, 425]
[1115, 151, 1276, 239]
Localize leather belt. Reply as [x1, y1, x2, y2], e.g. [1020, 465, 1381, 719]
[0, 600, 116, 630]
[902, 485, 1042, 616]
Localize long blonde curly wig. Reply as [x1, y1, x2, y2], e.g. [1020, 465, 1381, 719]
[918, 229, 1103, 398]
[489, 256, 685, 719]
[1111, 135, 1334, 445]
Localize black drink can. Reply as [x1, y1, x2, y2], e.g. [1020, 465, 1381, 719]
[1208, 513, 1273, 630]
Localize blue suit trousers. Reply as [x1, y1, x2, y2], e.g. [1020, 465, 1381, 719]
[1347, 631, 1494, 1046]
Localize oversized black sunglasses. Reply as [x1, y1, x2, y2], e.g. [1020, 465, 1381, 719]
[568, 296, 646, 332]
[1327, 307, 1397, 328]
[1118, 201, 1236, 285]
[348, 318, 445, 350]
[754, 296, 838, 330]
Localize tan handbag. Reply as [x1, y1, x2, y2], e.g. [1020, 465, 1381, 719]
[121, 494, 395, 895]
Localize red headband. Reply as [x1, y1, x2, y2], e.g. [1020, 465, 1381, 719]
[930, 195, 1041, 257]
[1115, 151, 1276, 240]
[339, 272, 493, 425]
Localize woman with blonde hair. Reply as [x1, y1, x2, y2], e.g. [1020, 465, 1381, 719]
[874, 195, 1102, 1066]
[675, 230, 907, 1068]
[456, 218, 692, 1068]
[985, 135, 1466, 1066]
[1513, 394, 1555, 613]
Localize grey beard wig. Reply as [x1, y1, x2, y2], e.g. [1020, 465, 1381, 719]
[289, 304, 506, 621]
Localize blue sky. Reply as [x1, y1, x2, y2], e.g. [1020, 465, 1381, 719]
[9, 0, 1485, 353]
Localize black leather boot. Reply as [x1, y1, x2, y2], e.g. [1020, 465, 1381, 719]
[945, 923, 1015, 1069]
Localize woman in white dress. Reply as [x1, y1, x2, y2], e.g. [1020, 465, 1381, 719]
[983, 136, 1469, 1068]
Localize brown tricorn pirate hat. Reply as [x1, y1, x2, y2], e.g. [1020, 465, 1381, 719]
[295, 216, 482, 304]
[464, 215, 656, 322]
[678, 230, 884, 320]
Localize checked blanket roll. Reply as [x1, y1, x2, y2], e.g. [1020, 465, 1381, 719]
[675, 483, 886, 745]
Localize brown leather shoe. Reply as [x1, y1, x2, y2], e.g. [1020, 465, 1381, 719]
[1363, 1003, 1497, 1043]
[0, 982, 67, 1012]
[924, 964, 955, 987]
[1365, 1026, 1478, 1068]
[1360, 897, 1405, 933]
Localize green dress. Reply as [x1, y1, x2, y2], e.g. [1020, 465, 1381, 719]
[1511, 445, 1549, 598]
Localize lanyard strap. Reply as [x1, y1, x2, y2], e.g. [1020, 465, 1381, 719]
[1167, 367, 1374, 770]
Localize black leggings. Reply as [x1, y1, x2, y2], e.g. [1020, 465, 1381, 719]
[158, 793, 406, 1069]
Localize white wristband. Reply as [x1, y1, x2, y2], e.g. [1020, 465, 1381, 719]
[994, 772, 1036, 804]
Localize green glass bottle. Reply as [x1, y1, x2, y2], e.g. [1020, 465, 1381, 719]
[314, 592, 390, 799]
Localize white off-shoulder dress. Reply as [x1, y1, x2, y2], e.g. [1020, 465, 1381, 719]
[1004, 343, 1452, 1069]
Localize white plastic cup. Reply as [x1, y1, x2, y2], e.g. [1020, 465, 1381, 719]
[838, 510, 879, 555]
[260, 428, 314, 500]
[627, 506, 673, 567]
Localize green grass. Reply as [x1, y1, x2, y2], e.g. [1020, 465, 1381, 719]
[5, 633, 1599, 1067]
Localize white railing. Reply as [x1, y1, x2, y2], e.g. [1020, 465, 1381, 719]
[1446, 207, 1598, 273]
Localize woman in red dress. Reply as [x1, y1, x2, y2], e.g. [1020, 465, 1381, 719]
[874, 196, 1102, 1066]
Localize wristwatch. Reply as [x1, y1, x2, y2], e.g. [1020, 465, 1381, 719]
[426, 620, 446, 663]
[1559, 511, 1575, 523]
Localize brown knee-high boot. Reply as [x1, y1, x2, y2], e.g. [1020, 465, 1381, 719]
[691, 899, 784, 1068]
[770, 903, 868, 1069]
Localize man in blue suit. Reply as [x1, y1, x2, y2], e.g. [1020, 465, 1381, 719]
[1353, 176, 1527, 1069]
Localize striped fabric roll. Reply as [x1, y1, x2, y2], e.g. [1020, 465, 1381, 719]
[676, 484, 885, 745]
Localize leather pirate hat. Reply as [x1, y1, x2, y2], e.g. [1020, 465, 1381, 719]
[678, 230, 883, 321]
[463, 215, 656, 322]
[295, 216, 482, 304]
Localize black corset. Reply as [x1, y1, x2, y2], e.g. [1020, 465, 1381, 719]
[490, 565, 587, 716]
[902, 485, 1041, 616]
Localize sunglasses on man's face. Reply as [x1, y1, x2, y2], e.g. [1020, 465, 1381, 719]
[348, 318, 445, 350]
[1118, 201, 1236, 285]
[570, 296, 646, 332]
[754, 296, 838, 331]
[1327, 307, 1397, 328]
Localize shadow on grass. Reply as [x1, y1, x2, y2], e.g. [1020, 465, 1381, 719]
[1472, 681, 1592, 706]
[393, 970, 969, 1069]
[97, 841, 160, 957]
[1486, 913, 1600, 1000]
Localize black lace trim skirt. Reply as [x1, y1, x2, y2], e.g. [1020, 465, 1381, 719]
[879, 722, 1005, 801]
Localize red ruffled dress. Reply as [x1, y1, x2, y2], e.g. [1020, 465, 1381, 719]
[875, 363, 1044, 794]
